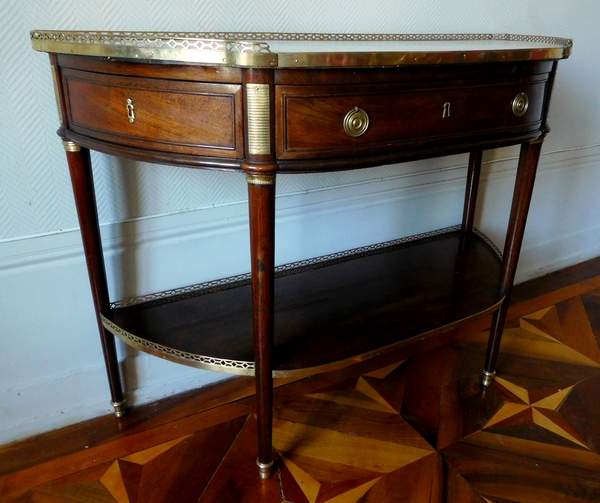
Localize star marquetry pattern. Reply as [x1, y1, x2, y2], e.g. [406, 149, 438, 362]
[100, 437, 190, 502]
[273, 361, 440, 503]
[478, 302, 599, 453]
[484, 378, 590, 449]
[5, 285, 600, 502]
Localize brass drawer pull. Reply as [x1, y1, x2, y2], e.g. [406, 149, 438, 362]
[343, 107, 369, 137]
[126, 98, 135, 123]
[512, 92, 529, 117]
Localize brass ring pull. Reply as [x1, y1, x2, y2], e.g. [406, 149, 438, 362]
[343, 107, 369, 137]
[512, 92, 529, 117]
[126, 98, 135, 123]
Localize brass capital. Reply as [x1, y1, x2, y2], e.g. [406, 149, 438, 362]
[62, 140, 81, 152]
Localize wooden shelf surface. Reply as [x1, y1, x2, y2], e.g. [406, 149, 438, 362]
[104, 229, 503, 377]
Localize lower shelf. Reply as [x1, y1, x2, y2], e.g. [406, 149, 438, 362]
[102, 227, 503, 377]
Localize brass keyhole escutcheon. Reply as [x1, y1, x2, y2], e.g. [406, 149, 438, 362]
[126, 98, 135, 123]
[343, 107, 369, 137]
[512, 92, 529, 117]
[442, 102, 451, 118]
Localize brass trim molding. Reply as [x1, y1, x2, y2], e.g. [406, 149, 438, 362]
[102, 224, 504, 378]
[101, 315, 257, 376]
[101, 225, 505, 378]
[109, 224, 502, 311]
[246, 174, 275, 186]
[62, 140, 81, 152]
[31, 30, 277, 67]
[101, 224, 504, 379]
[31, 31, 572, 68]
[246, 83, 271, 155]
[102, 299, 505, 380]
[50, 65, 64, 124]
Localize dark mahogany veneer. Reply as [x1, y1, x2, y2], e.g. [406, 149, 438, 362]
[33, 32, 571, 479]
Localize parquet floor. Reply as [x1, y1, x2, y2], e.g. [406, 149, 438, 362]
[2, 259, 600, 502]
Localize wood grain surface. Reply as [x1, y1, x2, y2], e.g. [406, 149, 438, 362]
[2, 256, 600, 502]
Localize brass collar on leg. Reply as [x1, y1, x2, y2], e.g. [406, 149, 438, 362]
[246, 174, 275, 186]
[62, 140, 81, 152]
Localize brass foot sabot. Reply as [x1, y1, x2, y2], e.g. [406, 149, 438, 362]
[257, 458, 274, 479]
[481, 369, 496, 387]
[111, 399, 127, 418]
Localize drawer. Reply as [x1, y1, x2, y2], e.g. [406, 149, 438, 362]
[62, 69, 244, 158]
[276, 77, 547, 160]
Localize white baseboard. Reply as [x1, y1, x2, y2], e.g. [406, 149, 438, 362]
[0, 365, 112, 445]
[517, 224, 600, 283]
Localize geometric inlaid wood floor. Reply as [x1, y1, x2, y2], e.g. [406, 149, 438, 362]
[2, 260, 600, 502]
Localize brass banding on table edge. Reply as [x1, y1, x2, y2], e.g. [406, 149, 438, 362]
[31, 31, 572, 68]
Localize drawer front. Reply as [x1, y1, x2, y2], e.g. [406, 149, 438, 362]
[63, 69, 243, 158]
[276, 77, 547, 160]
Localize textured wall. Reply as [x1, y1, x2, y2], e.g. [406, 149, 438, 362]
[1, 0, 600, 444]
[1, 0, 597, 240]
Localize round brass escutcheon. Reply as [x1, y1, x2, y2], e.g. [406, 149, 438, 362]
[512, 92, 529, 117]
[343, 107, 369, 137]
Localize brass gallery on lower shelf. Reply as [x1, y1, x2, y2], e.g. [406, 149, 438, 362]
[102, 226, 504, 378]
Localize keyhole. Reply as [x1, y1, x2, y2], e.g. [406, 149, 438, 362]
[126, 98, 135, 123]
[442, 102, 451, 118]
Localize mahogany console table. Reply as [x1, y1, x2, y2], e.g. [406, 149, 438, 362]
[32, 31, 571, 479]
